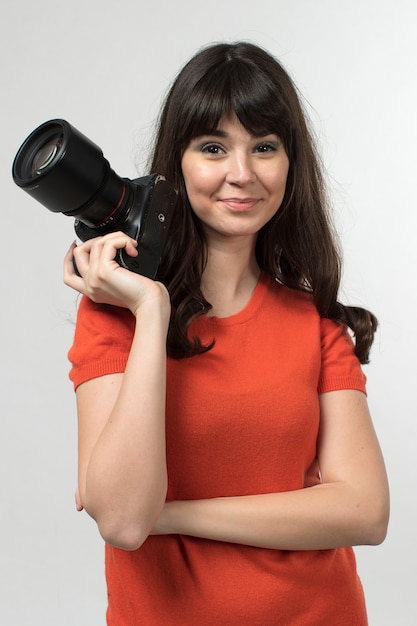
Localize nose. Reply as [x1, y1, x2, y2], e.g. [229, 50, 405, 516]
[225, 151, 256, 186]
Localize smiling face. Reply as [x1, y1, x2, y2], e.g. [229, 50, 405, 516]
[181, 115, 290, 245]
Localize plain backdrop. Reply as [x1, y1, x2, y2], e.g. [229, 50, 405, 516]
[1, 1, 416, 624]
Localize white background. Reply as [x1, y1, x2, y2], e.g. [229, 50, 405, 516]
[1, 1, 416, 624]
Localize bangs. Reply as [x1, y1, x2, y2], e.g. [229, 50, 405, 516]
[179, 61, 293, 147]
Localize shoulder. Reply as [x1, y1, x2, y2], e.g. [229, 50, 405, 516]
[318, 319, 367, 394]
[262, 274, 366, 394]
[262, 272, 318, 320]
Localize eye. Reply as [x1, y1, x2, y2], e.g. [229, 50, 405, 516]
[255, 141, 279, 154]
[199, 142, 226, 155]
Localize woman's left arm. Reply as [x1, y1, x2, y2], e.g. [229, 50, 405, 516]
[152, 390, 389, 550]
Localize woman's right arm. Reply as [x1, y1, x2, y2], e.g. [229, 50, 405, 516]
[64, 232, 170, 550]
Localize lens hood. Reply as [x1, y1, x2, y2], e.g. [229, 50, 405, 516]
[12, 119, 122, 222]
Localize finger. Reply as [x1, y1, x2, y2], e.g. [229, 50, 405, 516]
[64, 240, 77, 259]
[63, 242, 88, 292]
[72, 235, 116, 278]
[94, 232, 138, 261]
[80, 231, 136, 252]
[75, 489, 84, 512]
[77, 233, 137, 269]
[63, 241, 79, 279]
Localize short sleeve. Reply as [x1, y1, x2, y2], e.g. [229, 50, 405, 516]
[318, 318, 367, 395]
[68, 296, 135, 390]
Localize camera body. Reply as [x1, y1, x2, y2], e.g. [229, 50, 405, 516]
[74, 172, 176, 278]
[12, 119, 177, 279]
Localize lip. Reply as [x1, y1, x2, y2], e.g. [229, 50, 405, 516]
[220, 198, 260, 211]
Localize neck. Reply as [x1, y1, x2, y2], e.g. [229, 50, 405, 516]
[202, 236, 261, 318]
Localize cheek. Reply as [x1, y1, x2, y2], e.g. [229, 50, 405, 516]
[183, 166, 218, 201]
[181, 171, 203, 215]
[268, 165, 289, 198]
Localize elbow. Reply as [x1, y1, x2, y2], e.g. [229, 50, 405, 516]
[357, 495, 390, 546]
[364, 506, 390, 546]
[83, 494, 166, 551]
[93, 502, 165, 551]
[81, 476, 168, 551]
[98, 520, 152, 551]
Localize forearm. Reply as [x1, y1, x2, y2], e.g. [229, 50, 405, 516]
[155, 482, 388, 551]
[81, 300, 169, 549]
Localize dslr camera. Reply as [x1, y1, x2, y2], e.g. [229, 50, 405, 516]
[12, 119, 177, 279]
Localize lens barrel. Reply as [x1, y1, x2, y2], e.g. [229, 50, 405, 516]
[12, 119, 128, 227]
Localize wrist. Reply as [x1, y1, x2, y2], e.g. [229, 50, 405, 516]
[132, 283, 171, 323]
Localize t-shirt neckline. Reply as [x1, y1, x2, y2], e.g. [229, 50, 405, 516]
[200, 271, 271, 327]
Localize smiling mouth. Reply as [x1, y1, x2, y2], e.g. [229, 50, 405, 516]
[220, 198, 259, 211]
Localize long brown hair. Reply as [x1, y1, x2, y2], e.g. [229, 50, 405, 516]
[150, 42, 377, 363]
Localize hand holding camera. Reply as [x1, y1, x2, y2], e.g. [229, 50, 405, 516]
[64, 232, 170, 316]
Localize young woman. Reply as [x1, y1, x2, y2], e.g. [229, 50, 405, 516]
[64, 42, 389, 625]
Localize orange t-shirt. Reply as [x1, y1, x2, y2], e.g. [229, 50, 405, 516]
[69, 272, 368, 625]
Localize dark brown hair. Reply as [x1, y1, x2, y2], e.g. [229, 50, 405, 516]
[150, 42, 377, 363]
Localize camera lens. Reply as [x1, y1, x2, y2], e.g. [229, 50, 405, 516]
[31, 135, 63, 176]
[12, 119, 130, 227]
